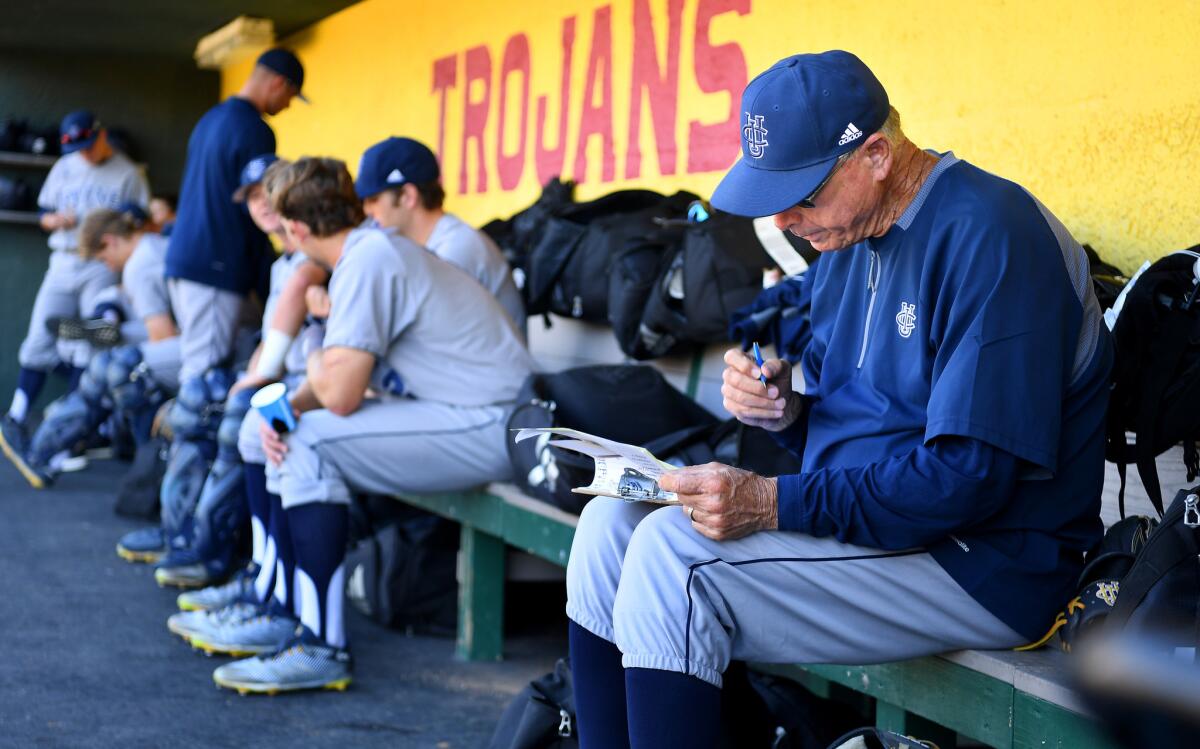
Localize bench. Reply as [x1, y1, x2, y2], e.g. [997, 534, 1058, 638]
[392, 314, 1183, 748]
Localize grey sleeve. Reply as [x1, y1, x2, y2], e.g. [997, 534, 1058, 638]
[124, 167, 151, 208]
[323, 255, 404, 357]
[37, 160, 64, 211]
[124, 255, 170, 320]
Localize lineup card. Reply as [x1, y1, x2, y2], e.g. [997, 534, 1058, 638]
[513, 427, 679, 504]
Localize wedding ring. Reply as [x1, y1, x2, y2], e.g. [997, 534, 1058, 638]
[688, 506, 697, 522]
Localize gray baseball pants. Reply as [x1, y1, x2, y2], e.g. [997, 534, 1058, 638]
[167, 278, 245, 381]
[246, 397, 513, 507]
[19, 252, 118, 369]
[139, 337, 183, 394]
[566, 497, 1025, 688]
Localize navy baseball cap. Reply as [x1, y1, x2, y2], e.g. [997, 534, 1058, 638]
[711, 51, 890, 218]
[60, 110, 99, 154]
[256, 48, 308, 103]
[115, 201, 148, 224]
[355, 137, 440, 199]
[232, 153, 280, 202]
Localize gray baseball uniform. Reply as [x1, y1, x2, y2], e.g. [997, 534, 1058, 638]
[260, 249, 318, 377]
[20, 150, 149, 370]
[123, 232, 181, 391]
[426, 213, 526, 336]
[566, 498, 1024, 689]
[260, 226, 533, 508]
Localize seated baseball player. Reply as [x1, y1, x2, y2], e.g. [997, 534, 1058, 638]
[355, 136, 526, 337]
[200, 157, 531, 694]
[563, 52, 1113, 748]
[12, 205, 179, 488]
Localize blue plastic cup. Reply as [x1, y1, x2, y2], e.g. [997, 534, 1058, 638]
[250, 382, 297, 434]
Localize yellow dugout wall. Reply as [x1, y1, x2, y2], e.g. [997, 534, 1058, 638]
[223, 0, 1200, 271]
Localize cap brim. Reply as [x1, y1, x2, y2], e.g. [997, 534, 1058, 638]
[61, 134, 98, 155]
[710, 155, 840, 217]
[232, 182, 257, 203]
[297, 92, 310, 104]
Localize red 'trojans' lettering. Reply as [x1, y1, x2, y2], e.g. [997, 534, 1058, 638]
[432, 0, 749, 194]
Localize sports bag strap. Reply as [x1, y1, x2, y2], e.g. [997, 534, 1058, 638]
[1108, 497, 1196, 626]
[1130, 309, 1195, 515]
[1116, 461, 1128, 521]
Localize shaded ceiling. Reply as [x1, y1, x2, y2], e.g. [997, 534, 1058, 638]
[0, 1, 360, 58]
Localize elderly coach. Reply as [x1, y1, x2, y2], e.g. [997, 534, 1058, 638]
[563, 51, 1112, 748]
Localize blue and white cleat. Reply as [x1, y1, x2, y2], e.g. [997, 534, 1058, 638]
[116, 526, 165, 564]
[168, 601, 258, 641]
[213, 631, 352, 695]
[176, 565, 258, 612]
[188, 612, 299, 657]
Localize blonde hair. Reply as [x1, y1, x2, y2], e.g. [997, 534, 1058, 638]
[78, 208, 140, 258]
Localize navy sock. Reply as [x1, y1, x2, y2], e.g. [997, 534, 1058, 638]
[569, 620, 631, 749]
[9, 367, 48, 423]
[244, 463, 271, 580]
[625, 667, 721, 749]
[128, 406, 157, 446]
[263, 492, 294, 614]
[287, 502, 348, 649]
[65, 366, 84, 393]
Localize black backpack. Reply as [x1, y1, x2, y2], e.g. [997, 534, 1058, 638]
[344, 496, 458, 636]
[524, 190, 698, 321]
[1084, 244, 1130, 312]
[485, 658, 578, 749]
[612, 208, 812, 359]
[506, 365, 718, 514]
[1105, 486, 1200, 651]
[1105, 248, 1200, 515]
[484, 177, 577, 292]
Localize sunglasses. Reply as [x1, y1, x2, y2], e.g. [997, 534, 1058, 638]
[797, 148, 856, 209]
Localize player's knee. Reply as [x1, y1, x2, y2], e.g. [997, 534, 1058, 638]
[79, 349, 115, 404]
[237, 408, 267, 464]
[622, 507, 692, 579]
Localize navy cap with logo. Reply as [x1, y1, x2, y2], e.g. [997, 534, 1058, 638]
[256, 48, 308, 103]
[60, 110, 100, 155]
[232, 153, 280, 202]
[355, 137, 440, 200]
[711, 51, 890, 218]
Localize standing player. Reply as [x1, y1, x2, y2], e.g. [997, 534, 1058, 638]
[0, 110, 148, 467]
[355, 137, 525, 336]
[164, 47, 304, 385]
[205, 158, 531, 693]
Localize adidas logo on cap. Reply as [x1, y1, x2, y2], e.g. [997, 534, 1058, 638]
[386, 168, 405, 183]
[837, 122, 862, 146]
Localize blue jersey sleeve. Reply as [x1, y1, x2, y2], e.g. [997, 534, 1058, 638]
[922, 211, 1082, 472]
[776, 436, 1019, 549]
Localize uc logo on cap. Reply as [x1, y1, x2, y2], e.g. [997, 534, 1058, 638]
[742, 113, 769, 159]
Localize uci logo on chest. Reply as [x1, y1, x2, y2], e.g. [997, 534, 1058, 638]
[742, 113, 768, 158]
[895, 301, 916, 339]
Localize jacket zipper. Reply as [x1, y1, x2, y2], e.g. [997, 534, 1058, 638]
[856, 247, 881, 369]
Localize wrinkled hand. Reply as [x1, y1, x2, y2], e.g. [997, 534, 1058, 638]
[659, 462, 778, 541]
[721, 347, 803, 432]
[259, 411, 298, 466]
[305, 286, 331, 318]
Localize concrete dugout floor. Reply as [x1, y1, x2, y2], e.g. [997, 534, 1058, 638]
[0, 457, 565, 748]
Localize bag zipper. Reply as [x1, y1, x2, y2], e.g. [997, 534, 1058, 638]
[856, 247, 882, 369]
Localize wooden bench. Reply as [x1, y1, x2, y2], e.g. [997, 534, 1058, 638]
[390, 315, 1186, 748]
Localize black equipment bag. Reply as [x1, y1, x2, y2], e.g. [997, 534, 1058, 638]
[506, 365, 718, 514]
[344, 496, 458, 636]
[113, 436, 167, 520]
[484, 177, 577, 293]
[1105, 248, 1200, 516]
[617, 208, 810, 359]
[1105, 486, 1200, 652]
[1084, 244, 1130, 312]
[485, 658, 577, 749]
[524, 190, 698, 321]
